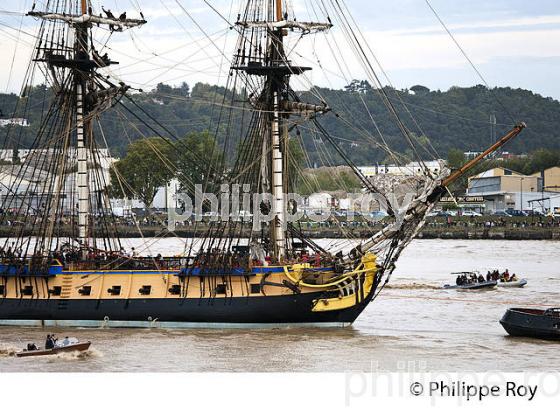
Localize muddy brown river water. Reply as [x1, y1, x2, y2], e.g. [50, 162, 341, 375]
[0, 239, 559, 372]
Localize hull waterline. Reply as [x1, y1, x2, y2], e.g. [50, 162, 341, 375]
[0, 290, 373, 329]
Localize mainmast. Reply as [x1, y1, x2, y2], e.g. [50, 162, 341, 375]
[270, 0, 286, 260]
[76, 0, 90, 252]
[233, 0, 331, 262]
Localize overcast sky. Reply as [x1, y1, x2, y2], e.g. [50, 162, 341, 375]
[1, 0, 559, 99]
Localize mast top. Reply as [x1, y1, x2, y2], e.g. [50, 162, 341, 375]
[27, 11, 146, 30]
[235, 20, 332, 33]
[276, 0, 283, 22]
[236, 0, 331, 33]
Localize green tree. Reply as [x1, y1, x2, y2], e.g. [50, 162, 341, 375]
[296, 166, 361, 195]
[5, 82, 560, 168]
[410, 85, 430, 94]
[527, 149, 560, 173]
[110, 137, 175, 207]
[447, 148, 466, 169]
[287, 137, 305, 191]
[175, 131, 223, 195]
[446, 148, 469, 193]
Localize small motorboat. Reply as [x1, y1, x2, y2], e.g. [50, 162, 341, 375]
[443, 271, 497, 290]
[484, 267, 523, 285]
[16, 341, 91, 358]
[500, 308, 560, 340]
[443, 280, 497, 290]
[497, 278, 528, 288]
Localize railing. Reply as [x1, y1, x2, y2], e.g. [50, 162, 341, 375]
[64, 256, 186, 272]
[0, 255, 186, 274]
[0, 256, 62, 276]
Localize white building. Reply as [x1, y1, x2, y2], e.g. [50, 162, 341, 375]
[306, 192, 333, 211]
[359, 160, 445, 178]
[0, 148, 115, 181]
[0, 148, 117, 212]
[110, 198, 143, 217]
[153, 178, 181, 209]
[0, 164, 111, 213]
[0, 118, 29, 127]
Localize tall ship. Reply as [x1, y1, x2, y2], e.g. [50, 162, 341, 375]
[0, 0, 524, 328]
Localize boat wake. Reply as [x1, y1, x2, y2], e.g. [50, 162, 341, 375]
[0, 346, 18, 357]
[45, 348, 103, 362]
[385, 283, 440, 290]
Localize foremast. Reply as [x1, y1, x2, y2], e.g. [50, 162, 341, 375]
[27, 1, 146, 259]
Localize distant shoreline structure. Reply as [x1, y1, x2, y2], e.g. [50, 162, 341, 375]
[0, 219, 557, 240]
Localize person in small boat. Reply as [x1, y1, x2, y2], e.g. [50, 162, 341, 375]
[486, 271, 491, 281]
[503, 269, 510, 282]
[510, 273, 517, 282]
[26, 343, 38, 351]
[62, 336, 70, 346]
[478, 274, 485, 283]
[45, 334, 55, 350]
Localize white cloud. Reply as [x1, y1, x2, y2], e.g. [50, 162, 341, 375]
[0, 3, 559, 99]
[363, 28, 560, 71]
[384, 14, 560, 36]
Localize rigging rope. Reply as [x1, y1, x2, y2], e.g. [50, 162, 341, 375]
[424, 0, 518, 124]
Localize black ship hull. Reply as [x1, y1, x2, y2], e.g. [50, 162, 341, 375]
[500, 308, 560, 341]
[0, 291, 371, 328]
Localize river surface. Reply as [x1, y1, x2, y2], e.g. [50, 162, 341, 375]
[0, 239, 559, 372]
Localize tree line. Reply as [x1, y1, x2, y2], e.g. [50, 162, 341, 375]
[2, 81, 559, 200]
[1, 81, 559, 165]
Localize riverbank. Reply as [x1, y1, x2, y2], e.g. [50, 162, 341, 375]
[417, 226, 560, 240]
[1, 216, 559, 239]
